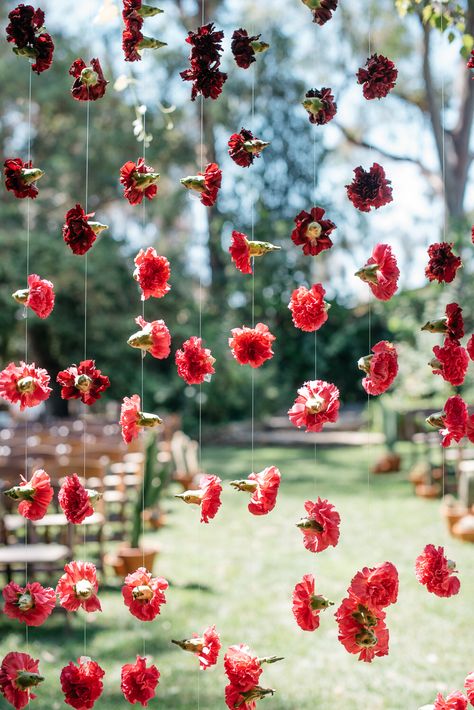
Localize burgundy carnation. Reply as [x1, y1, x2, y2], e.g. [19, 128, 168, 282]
[4, 158, 42, 199]
[228, 128, 268, 168]
[122, 22, 143, 62]
[231, 28, 261, 69]
[290, 206, 336, 256]
[60, 656, 105, 709]
[6, 4, 54, 74]
[57, 360, 110, 405]
[303, 87, 337, 125]
[31, 31, 54, 74]
[425, 242, 462, 284]
[357, 54, 398, 100]
[62, 204, 97, 255]
[120, 157, 159, 205]
[69, 58, 108, 101]
[180, 23, 227, 101]
[446, 303, 464, 342]
[346, 163, 393, 212]
[306, 0, 338, 25]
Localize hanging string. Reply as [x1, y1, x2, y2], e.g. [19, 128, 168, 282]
[141, 108, 147, 658]
[250, 36, 256, 476]
[440, 8, 447, 500]
[366, 0, 373, 500]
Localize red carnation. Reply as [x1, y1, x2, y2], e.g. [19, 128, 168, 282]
[6, 4, 54, 74]
[172, 625, 221, 670]
[290, 206, 336, 256]
[435, 395, 469, 448]
[57, 360, 110, 406]
[304, 0, 338, 25]
[359, 340, 398, 396]
[231, 465, 281, 516]
[468, 335, 474, 361]
[56, 560, 102, 613]
[335, 595, 389, 663]
[348, 562, 399, 609]
[62, 204, 97, 255]
[224, 644, 262, 691]
[128, 315, 171, 360]
[288, 379, 340, 432]
[228, 128, 269, 167]
[4, 158, 43, 199]
[119, 394, 162, 445]
[231, 28, 268, 69]
[346, 163, 393, 212]
[464, 672, 474, 705]
[121, 656, 160, 706]
[288, 283, 330, 332]
[122, 23, 143, 62]
[433, 692, 468, 710]
[225, 684, 275, 710]
[122, 567, 168, 622]
[0, 361, 51, 411]
[3, 581, 56, 627]
[424, 303, 466, 342]
[292, 574, 334, 632]
[468, 49, 474, 70]
[355, 243, 399, 301]
[431, 338, 469, 387]
[69, 58, 108, 101]
[120, 157, 160, 205]
[415, 544, 460, 598]
[175, 474, 222, 523]
[229, 323, 275, 368]
[4, 468, 53, 522]
[180, 162, 222, 206]
[133, 247, 171, 300]
[12, 273, 55, 319]
[30, 31, 54, 73]
[302, 87, 337, 125]
[180, 23, 227, 100]
[426, 242, 462, 283]
[58, 474, 98, 525]
[357, 54, 398, 100]
[296, 497, 341, 553]
[60, 656, 104, 710]
[229, 231, 279, 275]
[0, 652, 43, 710]
[175, 336, 215, 385]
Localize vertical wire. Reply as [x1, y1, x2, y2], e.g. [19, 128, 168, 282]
[251, 48, 256, 475]
[367, 0, 373, 501]
[440, 11, 446, 498]
[83, 90, 91, 659]
[141, 110, 146, 658]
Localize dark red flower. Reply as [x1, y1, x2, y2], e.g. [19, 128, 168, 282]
[302, 87, 337, 125]
[122, 567, 168, 622]
[133, 247, 171, 300]
[431, 338, 469, 387]
[359, 340, 398, 396]
[128, 315, 171, 359]
[303, 0, 338, 25]
[31, 31, 54, 74]
[180, 162, 222, 206]
[0, 652, 43, 710]
[335, 595, 389, 663]
[229, 231, 279, 274]
[433, 691, 468, 710]
[175, 336, 215, 385]
[348, 562, 399, 609]
[288, 379, 340, 432]
[176, 474, 222, 523]
[436, 395, 468, 448]
[346, 163, 393, 212]
[4, 158, 43, 199]
[120, 158, 160, 205]
[290, 206, 336, 256]
[58, 474, 98, 525]
[180, 23, 227, 100]
[56, 560, 102, 613]
[12, 273, 55, 319]
[172, 625, 221, 670]
[426, 242, 462, 283]
[292, 574, 333, 631]
[288, 283, 330, 332]
[415, 544, 460, 598]
[357, 54, 398, 100]
[296, 497, 341, 553]
[0, 361, 51, 411]
[122, 22, 143, 62]
[231, 28, 268, 69]
[119, 394, 162, 445]
[468, 49, 474, 69]
[57, 360, 110, 406]
[228, 128, 269, 167]
[4, 469, 53, 522]
[3, 581, 56, 627]
[6, 4, 54, 74]
[467, 334, 474, 361]
[62, 204, 97, 255]
[229, 323, 275, 368]
[60, 656, 105, 710]
[121, 656, 160, 707]
[69, 58, 108, 101]
[355, 243, 399, 301]
[423, 303, 466, 342]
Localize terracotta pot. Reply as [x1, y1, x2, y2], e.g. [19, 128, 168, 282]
[104, 552, 126, 577]
[415, 483, 441, 499]
[116, 546, 159, 575]
[452, 515, 474, 543]
[143, 508, 167, 530]
[441, 506, 468, 533]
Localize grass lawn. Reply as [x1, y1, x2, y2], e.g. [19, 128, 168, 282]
[1, 444, 473, 709]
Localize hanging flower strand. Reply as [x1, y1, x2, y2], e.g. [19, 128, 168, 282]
[122, 0, 166, 62]
[180, 23, 227, 100]
[6, 4, 54, 74]
[229, 230, 280, 275]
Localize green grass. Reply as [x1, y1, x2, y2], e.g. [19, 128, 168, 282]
[1, 445, 473, 709]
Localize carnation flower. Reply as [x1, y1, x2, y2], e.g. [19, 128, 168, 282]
[6, 4, 54, 74]
[464, 672, 474, 705]
[12, 273, 55, 319]
[122, 567, 168, 622]
[63, 204, 107, 256]
[223, 645, 262, 691]
[175, 336, 215, 385]
[231, 28, 269, 69]
[0, 361, 51, 410]
[229, 230, 280, 275]
[180, 162, 222, 206]
[58, 474, 100, 525]
[415, 544, 460, 598]
[346, 163, 393, 212]
[120, 394, 163, 444]
[230, 465, 281, 516]
[290, 206, 336, 256]
[468, 49, 474, 70]
[229, 323, 275, 368]
[425, 242, 462, 283]
[60, 656, 105, 710]
[30, 31, 54, 74]
[4, 158, 43, 199]
[4, 469, 53, 521]
[120, 158, 160, 205]
[3, 581, 56, 627]
[175, 474, 222, 523]
[426, 394, 469, 448]
[288, 284, 330, 332]
[358, 340, 398, 396]
[172, 625, 221, 670]
[225, 684, 275, 710]
[69, 58, 108, 101]
[357, 54, 398, 100]
[301, 0, 338, 25]
[348, 562, 399, 609]
[0, 652, 43, 710]
[288, 379, 340, 432]
[422, 302, 464, 342]
[355, 243, 400, 301]
[433, 691, 468, 710]
[430, 338, 469, 387]
[133, 247, 171, 300]
[180, 23, 227, 100]
[228, 128, 270, 167]
[121, 4, 166, 63]
[128, 315, 171, 359]
[292, 574, 334, 631]
[57, 360, 110, 406]
[335, 595, 389, 663]
[468, 335, 474, 361]
[302, 87, 337, 125]
[56, 560, 102, 612]
[121, 656, 160, 707]
[296, 497, 341, 553]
